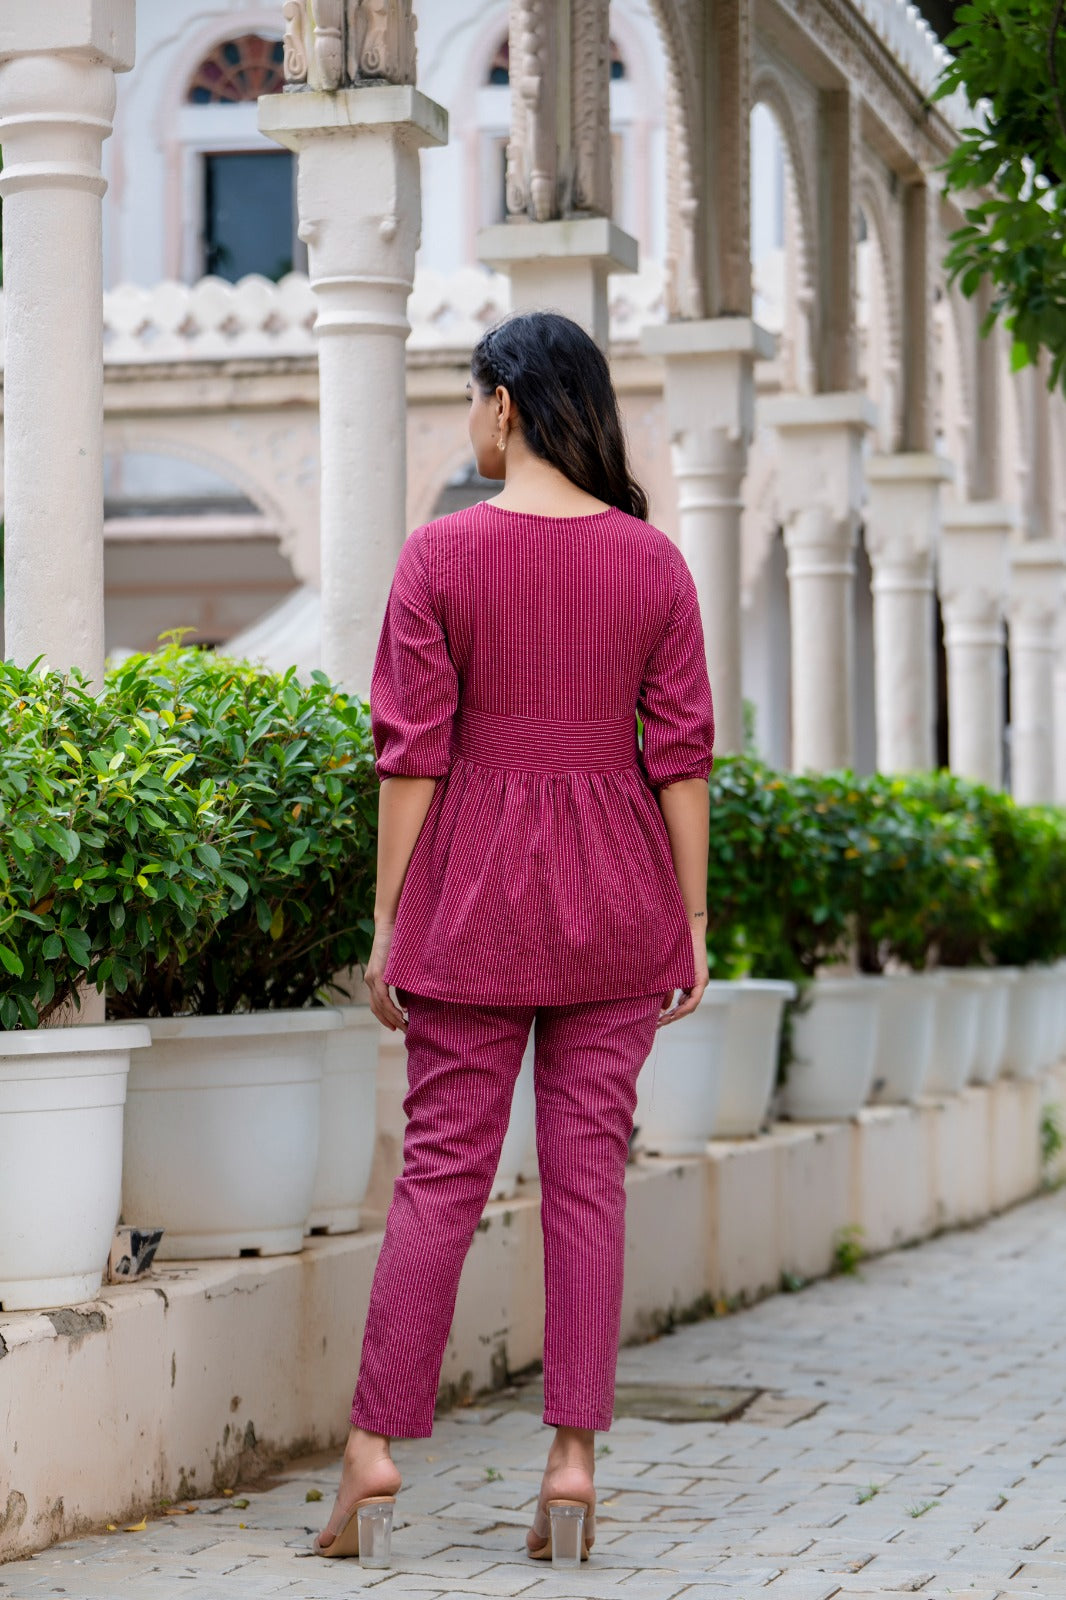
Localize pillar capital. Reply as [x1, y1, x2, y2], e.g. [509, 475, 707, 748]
[642, 317, 775, 443]
[476, 216, 638, 351]
[939, 502, 1015, 623]
[864, 452, 953, 572]
[760, 391, 876, 534]
[1008, 541, 1066, 639]
[0, 0, 135, 69]
[259, 82, 446, 148]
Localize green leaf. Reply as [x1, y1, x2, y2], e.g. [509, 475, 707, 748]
[269, 904, 285, 941]
[196, 843, 222, 871]
[0, 945, 24, 977]
[42, 933, 64, 960]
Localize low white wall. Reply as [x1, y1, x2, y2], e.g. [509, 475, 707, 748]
[1, 1067, 1061, 1561]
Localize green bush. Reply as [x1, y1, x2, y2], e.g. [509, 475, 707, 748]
[0, 658, 244, 1028]
[105, 646, 378, 1016]
[707, 762, 1002, 981]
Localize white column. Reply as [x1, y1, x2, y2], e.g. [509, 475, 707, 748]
[641, 318, 774, 752]
[0, 2, 136, 680]
[939, 504, 1013, 788]
[864, 453, 953, 773]
[260, 86, 446, 695]
[1008, 543, 1066, 805]
[1055, 613, 1066, 805]
[759, 393, 876, 771]
[478, 217, 637, 352]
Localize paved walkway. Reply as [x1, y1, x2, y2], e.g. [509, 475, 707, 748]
[4, 1190, 1066, 1600]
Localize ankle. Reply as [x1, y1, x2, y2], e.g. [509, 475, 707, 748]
[547, 1426, 595, 1473]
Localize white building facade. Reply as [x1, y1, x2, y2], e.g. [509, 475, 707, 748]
[2, 0, 1065, 799]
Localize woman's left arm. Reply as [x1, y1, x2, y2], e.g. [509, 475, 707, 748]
[366, 776, 439, 1031]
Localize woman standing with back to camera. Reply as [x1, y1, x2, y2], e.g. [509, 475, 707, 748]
[314, 311, 714, 1562]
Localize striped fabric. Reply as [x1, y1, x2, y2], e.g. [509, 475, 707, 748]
[371, 501, 715, 1006]
[350, 990, 663, 1437]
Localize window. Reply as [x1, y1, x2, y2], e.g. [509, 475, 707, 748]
[187, 35, 286, 104]
[203, 151, 296, 282]
[488, 40, 510, 86]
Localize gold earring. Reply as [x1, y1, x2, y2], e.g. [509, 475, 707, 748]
[497, 433, 507, 452]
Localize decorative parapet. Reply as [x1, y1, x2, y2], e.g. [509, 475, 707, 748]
[0, 264, 667, 368]
[281, 0, 417, 91]
[850, 0, 968, 126]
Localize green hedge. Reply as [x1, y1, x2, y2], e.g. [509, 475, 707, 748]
[706, 756, 1066, 984]
[0, 647, 377, 1027]
[3, 649, 1066, 1028]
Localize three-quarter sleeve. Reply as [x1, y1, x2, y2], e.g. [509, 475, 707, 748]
[370, 531, 459, 780]
[638, 552, 715, 790]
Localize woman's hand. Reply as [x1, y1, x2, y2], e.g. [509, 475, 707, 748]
[365, 923, 408, 1032]
[657, 921, 709, 1028]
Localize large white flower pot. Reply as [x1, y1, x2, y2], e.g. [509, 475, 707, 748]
[969, 969, 1017, 1086]
[711, 979, 796, 1137]
[1002, 966, 1053, 1081]
[306, 1006, 381, 1235]
[1024, 960, 1056, 1075]
[123, 1011, 338, 1259]
[868, 971, 942, 1105]
[0, 1023, 150, 1311]
[779, 976, 881, 1121]
[634, 987, 735, 1154]
[925, 970, 984, 1095]
[492, 1037, 537, 1200]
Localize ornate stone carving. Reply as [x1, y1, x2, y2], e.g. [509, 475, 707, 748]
[282, 0, 309, 83]
[347, 0, 417, 86]
[311, 0, 344, 90]
[281, 0, 417, 90]
[507, 0, 559, 222]
[570, 0, 611, 215]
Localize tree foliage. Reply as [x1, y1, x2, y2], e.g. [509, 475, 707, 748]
[935, 0, 1066, 392]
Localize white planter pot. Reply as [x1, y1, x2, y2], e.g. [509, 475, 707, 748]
[491, 1037, 537, 1200]
[969, 969, 1017, 1086]
[925, 970, 984, 1095]
[1033, 965, 1063, 1075]
[711, 979, 796, 1138]
[868, 971, 942, 1105]
[634, 987, 734, 1155]
[123, 1010, 338, 1259]
[306, 1006, 381, 1235]
[1051, 960, 1066, 1062]
[779, 976, 881, 1121]
[0, 1023, 150, 1311]
[1002, 966, 1053, 1082]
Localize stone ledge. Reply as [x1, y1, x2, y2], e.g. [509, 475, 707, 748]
[1, 1067, 1062, 1561]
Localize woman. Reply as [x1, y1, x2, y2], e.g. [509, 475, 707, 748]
[315, 311, 714, 1561]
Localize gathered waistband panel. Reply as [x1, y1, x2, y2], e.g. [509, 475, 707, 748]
[454, 709, 639, 772]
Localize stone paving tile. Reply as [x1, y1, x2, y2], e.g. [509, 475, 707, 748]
[7, 1189, 1066, 1599]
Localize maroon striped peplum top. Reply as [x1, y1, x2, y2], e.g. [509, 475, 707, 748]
[370, 500, 715, 1005]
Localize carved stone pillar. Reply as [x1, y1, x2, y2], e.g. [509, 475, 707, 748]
[938, 504, 1013, 789]
[759, 393, 876, 772]
[864, 453, 953, 773]
[642, 318, 774, 753]
[0, 1, 136, 681]
[477, 0, 638, 350]
[1008, 543, 1066, 805]
[261, 2, 446, 694]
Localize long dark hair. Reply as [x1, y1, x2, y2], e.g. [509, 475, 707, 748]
[470, 311, 649, 520]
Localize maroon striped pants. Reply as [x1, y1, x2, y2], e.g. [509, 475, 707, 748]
[350, 991, 663, 1437]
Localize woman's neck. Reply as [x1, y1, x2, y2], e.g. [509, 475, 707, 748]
[488, 449, 609, 518]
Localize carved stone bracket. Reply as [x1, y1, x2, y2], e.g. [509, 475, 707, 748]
[282, 0, 417, 90]
[506, 0, 612, 224]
